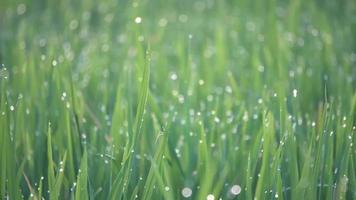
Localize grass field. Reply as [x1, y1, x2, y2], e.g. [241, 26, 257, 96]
[0, 0, 355, 199]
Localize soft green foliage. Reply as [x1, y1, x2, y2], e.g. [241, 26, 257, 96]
[0, 0, 355, 199]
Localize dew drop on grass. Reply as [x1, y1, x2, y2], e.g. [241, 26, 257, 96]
[10, 105, 14, 111]
[243, 111, 248, 122]
[52, 60, 57, 66]
[170, 72, 178, 80]
[158, 18, 168, 27]
[164, 186, 170, 191]
[298, 118, 303, 125]
[134, 17, 142, 24]
[207, 95, 213, 102]
[178, 95, 185, 103]
[225, 85, 232, 93]
[138, 35, 144, 42]
[206, 194, 215, 200]
[181, 187, 192, 198]
[178, 14, 188, 23]
[17, 4, 26, 15]
[258, 65, 265, 72]
[253, 114, 258, 119]
[293, 89, 298, 97]
[69, 20, 79, 30]
[214, 117, 220, 123]
[230, 185, 241, 195]
[221, 134, 226, 140]
[172, 90, 178, 96]
[61, 92, 67, 101]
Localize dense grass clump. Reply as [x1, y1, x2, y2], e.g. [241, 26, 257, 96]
[0, 0, 355, 199]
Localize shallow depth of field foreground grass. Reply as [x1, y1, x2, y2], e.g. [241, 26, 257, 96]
[0, 0, 356, 199]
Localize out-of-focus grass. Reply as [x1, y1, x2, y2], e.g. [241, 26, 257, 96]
[0, 0, 355, 199]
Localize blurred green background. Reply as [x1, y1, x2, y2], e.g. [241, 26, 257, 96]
[0, 0, 355, 199]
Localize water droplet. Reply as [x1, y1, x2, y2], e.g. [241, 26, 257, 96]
[165, 186, 170, 191]
[138, 35, 144, 42]
[214, 117, 220, 123]
[170, 72, 178, 80]
[253, 114, 258, 119]
[225, 85, 232, 94]
[17, 4, 26, 15]
[158, 18, 168, 27]
[172, 90, 178, 97]
[178, 95, 185, 104]
[207, 194, 215, 200]
[134, 17, 142, 24]
[258, 65, 265, 72]
[181, 187, 192, 198]
[293, 89, 298, 97]
[10, 105, 15, 111]
[52, 60, 57, 66]
[61, 92, 67, 101]
[221, 134, 226, 140]
[230, 185, 241, 195]
[207, 95, 213, 102]
[243, 111, 249, 121]
[178, 14, 188, 23]
[69, 20, 79, 30]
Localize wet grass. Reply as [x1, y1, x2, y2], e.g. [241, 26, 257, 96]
[0, 0, 355, 199]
